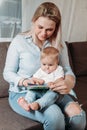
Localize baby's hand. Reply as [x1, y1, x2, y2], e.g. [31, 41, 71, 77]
[32, 77, 45, 85]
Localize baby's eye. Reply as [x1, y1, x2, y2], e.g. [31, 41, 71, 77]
[43, 64, 46, 66]
[49, 64, 53, 66]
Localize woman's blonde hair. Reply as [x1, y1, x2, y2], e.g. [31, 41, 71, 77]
[22, 2, 63, 51]
[32, 2, 63, 51]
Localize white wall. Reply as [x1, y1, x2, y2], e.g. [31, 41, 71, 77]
[22, 0, 87, 42]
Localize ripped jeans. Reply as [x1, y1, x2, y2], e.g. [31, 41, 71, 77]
[24, 89, 86, 130]
[56, 94, 86, 130]
[9, 92, 86, 130]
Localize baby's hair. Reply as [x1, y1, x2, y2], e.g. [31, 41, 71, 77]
[41, 47, 59, 64]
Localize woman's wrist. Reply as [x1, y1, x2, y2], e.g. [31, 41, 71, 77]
[65, 75, 75, 89]
[18, 78, 28, 86]
[22, 78, 29, 86]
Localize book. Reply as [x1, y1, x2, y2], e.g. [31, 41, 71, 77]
[27, 83, 49, 90]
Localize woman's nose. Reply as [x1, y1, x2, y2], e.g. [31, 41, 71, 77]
[42, 29, 46, 35]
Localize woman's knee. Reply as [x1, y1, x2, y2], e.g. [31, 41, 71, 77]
[66, 110, 86, 130]
[65, 102, 82, 117]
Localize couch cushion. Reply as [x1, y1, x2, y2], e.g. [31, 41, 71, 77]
[0, 42, 10, 97]
[74, 76, 87, 130]
[66, 41, 87, 76]
[74, 76, 87, 104]
[0, 98, 43, 130]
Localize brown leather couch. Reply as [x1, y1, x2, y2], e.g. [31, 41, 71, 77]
[0, 41, 87, 130]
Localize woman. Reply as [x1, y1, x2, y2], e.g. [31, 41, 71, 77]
[3, 2, 86, 130]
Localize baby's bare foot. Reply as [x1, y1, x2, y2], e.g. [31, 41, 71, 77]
[30, 102, 40, 110]
[18, 97, 30, 111]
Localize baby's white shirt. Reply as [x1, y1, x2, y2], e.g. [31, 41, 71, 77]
[33, 65, 64, 83]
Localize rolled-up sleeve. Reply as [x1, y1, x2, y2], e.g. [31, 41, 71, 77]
[3, 36, 23, 90]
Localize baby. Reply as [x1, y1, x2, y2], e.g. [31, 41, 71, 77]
[18, 47, 64, 111]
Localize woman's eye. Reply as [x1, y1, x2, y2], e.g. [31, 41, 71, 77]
[47, 29, 53, 32]
[38, 26, 43, 29]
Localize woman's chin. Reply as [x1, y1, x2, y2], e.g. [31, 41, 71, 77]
[38, 37, 47, 41]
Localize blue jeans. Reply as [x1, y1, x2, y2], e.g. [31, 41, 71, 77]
[9, 92, 86, 130]
[25, 89, 58, 109]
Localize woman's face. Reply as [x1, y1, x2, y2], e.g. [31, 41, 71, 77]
[33, 17, 56, 42]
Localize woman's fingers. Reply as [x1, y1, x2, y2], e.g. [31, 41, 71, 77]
[49, 80, 71, 94]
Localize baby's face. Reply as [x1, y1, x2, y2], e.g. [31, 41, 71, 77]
[41, 57, 58, 74]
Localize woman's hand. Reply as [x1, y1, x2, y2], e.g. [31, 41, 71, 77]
[19, 77, 45, 87]
[48, 75, 75, 94]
